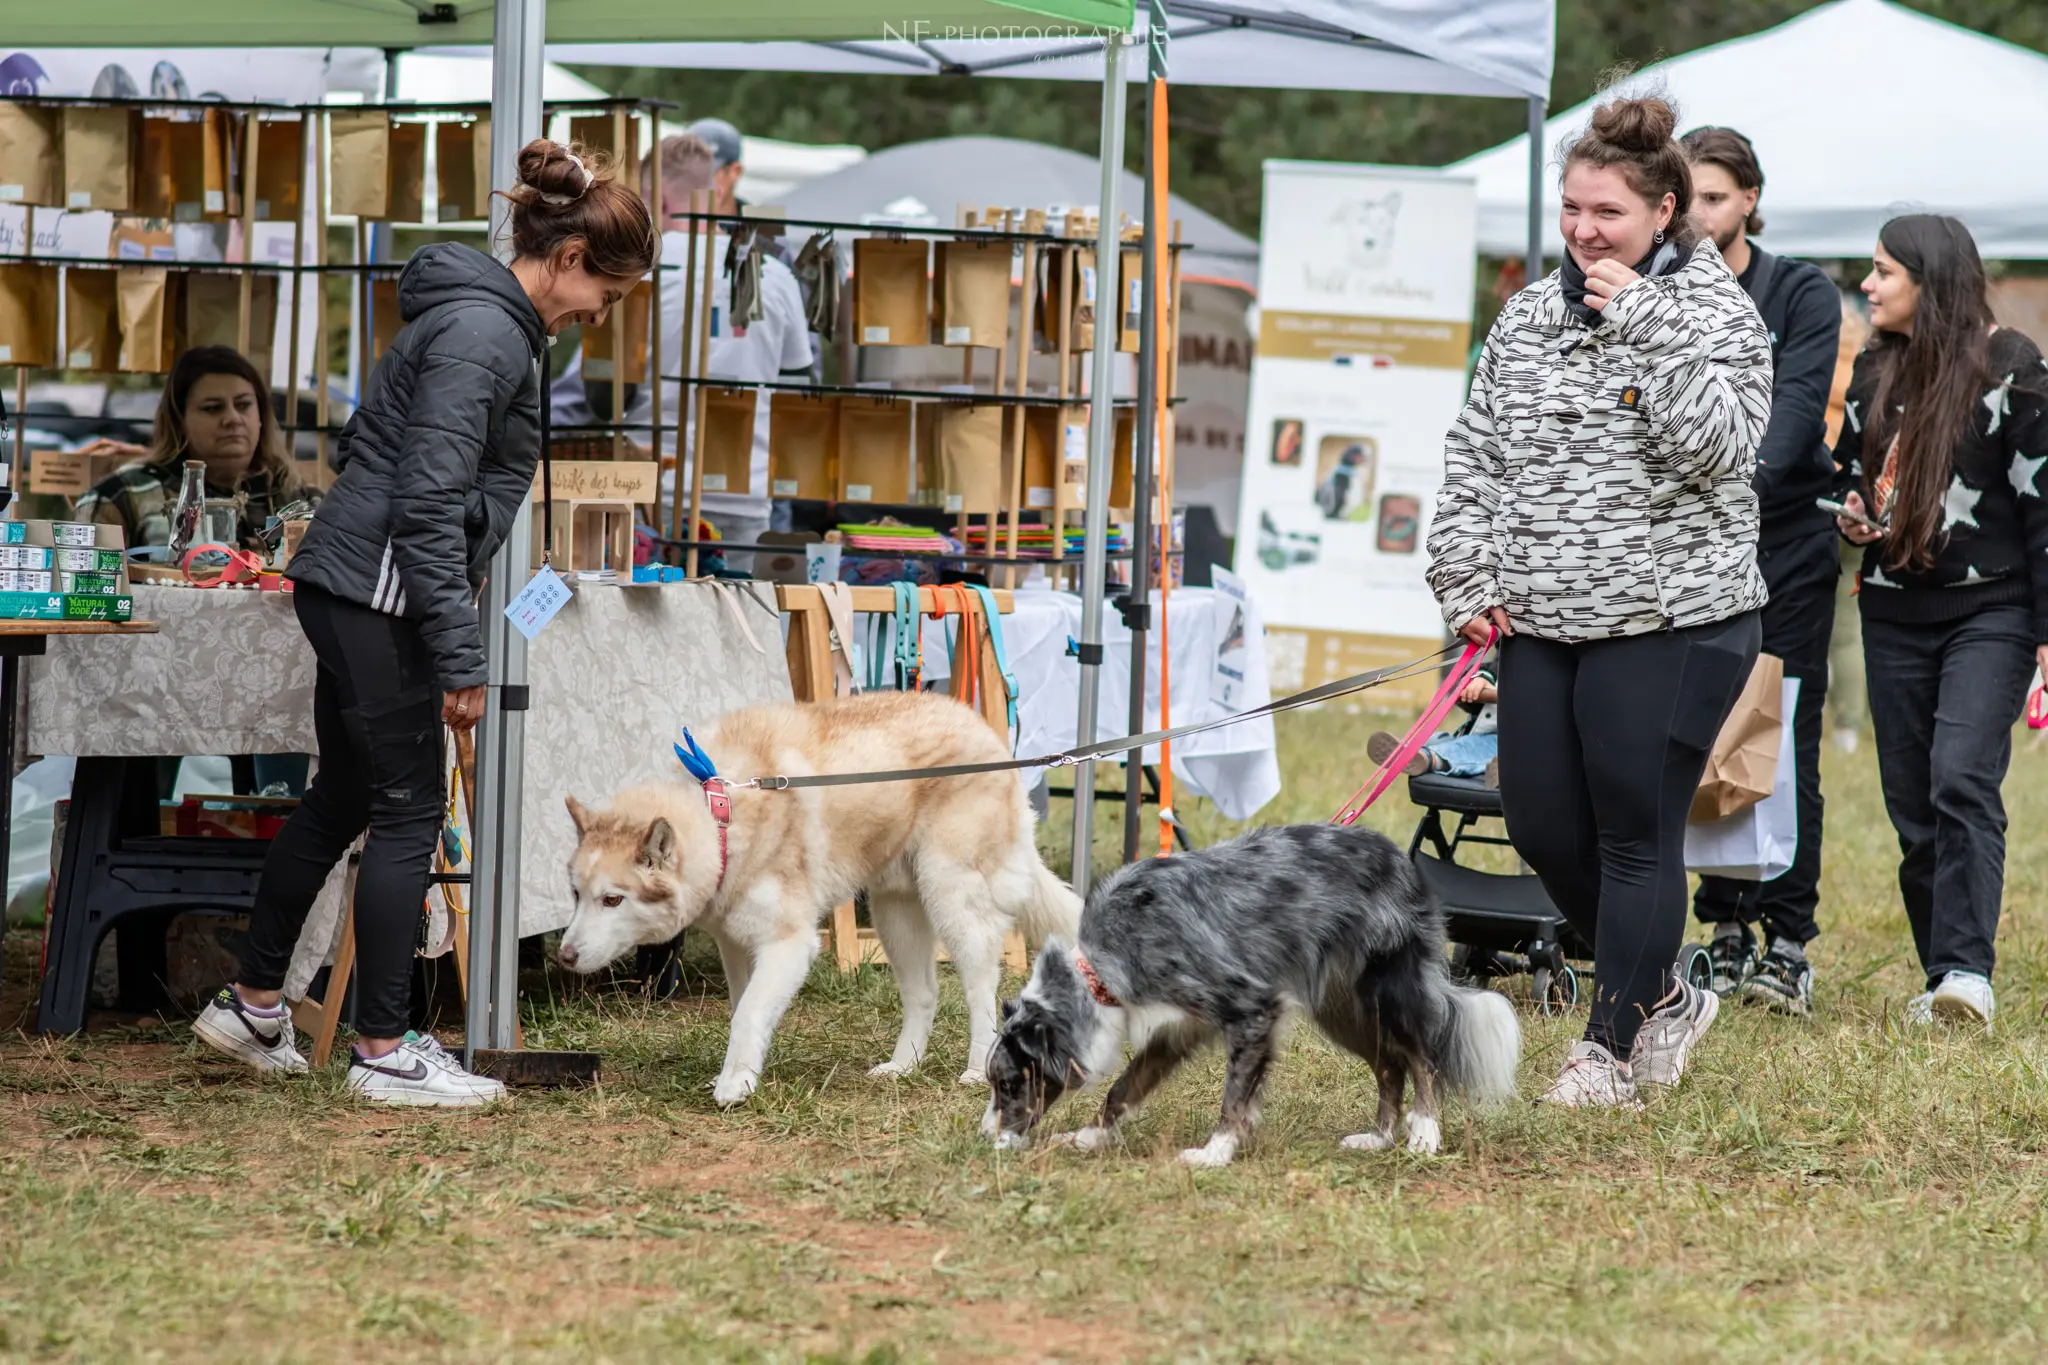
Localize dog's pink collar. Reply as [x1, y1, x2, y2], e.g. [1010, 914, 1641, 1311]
[701, 777, 731, 888]
[1072, 951, 1120, 1008]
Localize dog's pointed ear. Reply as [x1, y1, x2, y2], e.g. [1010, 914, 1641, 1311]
[566, 794, 591, 835]
[1000, 997, 1020, 1024]
[638, 817, 676, 869]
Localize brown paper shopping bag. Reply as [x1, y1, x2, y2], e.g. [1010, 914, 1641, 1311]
[329, 110, 391, 220]
[1117, 245, 1143, 352]
[61, 107, 138, 212]
[369, 277, 403, 366]
[63, 267, 123, 371]
[184, 271, 279, 374]
[133, 117, 207, 221]
[385, 121, 427, 223]
[582, 279, 651, 385]
[0, 264, 59, 367]
[254, 118, 305, 221]
[0, 104, 62, 207]
[1021, 407, 1061, 512]
[852, 237, 929, 346]
[1691, 653, 1785, 822]
[697, 387, 759, 496]
[201, 108, 241, 219]
[768, 393, 838, 500]
[934, 240, 1011, 349]
[837, 396, 912, 504]
[118, 268, 184, 373]
[936, 403, 1004, 508]
[436, 121, 483, 221]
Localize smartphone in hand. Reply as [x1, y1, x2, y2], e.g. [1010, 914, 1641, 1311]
[1816, 497, 1885, 536]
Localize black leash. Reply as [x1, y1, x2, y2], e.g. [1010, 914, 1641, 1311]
[727, 644, 1461, 793]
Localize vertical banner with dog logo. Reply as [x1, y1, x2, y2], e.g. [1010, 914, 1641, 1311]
[1234, 163, 1476, 707]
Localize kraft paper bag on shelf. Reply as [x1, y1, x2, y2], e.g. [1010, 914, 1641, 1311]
[0, 105, 62, 207]
[435, 121, 482, 222]
[1117, 245, 1143, 352]
[384, 121, 427, 224]
[0, 264, 60, 367]
[1063, 248, 1098, 353]
[1691, 653, 1786, 822]
[117, 268, 184, 373]
[568, 115, 639, 178]
[769, 393, 838, 500]
[201, 108, 242, 219]
[914, 403, 945, 509]
[254, 118, 305, 221]
[1109, 406, 1136, 509]
[61, 107, 138, 212]
[852, 237, 929, 346]
[472, 118, 494, 218]
[111, 222, 177, 263]
[329, 110, 391, 220]
[184, 271, 280, 374]
[63, 268, 123, 371]
[134, 117, 208, 222]
[369, 277, 403, 366]
[937, 403, 1004, 509]
[697, 387, 758, 496]
[934, 240, 1011, 349]
[1020, 407, 1060, 512]
[582, 279, 651, 384]
[837, 397, 912, 505]
[1687, 677, 1800, 880]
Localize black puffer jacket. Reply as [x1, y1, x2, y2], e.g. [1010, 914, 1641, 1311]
[287, 243, 544, 689]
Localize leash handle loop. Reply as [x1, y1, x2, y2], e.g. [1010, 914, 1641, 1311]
[1331, 628, 1498, 827]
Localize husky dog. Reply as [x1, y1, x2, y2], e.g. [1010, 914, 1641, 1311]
[982, 823, 1520, 1166]
[557, 691, 1080, 1107]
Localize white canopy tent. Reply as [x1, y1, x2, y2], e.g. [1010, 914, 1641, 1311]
[1454, 0, 2048, 261]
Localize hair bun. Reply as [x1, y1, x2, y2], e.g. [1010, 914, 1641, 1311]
[1587, 95, 1678, 154]
[515, 138, 600, 207]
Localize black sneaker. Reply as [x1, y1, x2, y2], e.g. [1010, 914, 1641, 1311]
[1705, 924, 1757, 999]
[1742, 943, 1814, 1017]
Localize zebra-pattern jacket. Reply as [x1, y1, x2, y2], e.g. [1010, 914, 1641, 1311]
[1426, 239, 1774, 643]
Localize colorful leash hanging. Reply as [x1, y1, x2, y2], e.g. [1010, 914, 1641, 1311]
[890, 581, 922, 690]
[179, 542, 265, 587]
[969, 583, 1018, 736]
[1331, 627, 1499, 827]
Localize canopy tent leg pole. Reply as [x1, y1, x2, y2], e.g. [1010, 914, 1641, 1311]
[1068, 33, 1130, 899]
[1525, 95, 1545, 284]
[1123, 4, 1166, 865]
[467, 0, 547, 1064]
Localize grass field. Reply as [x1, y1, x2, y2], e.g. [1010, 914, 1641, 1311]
[5, 709, 2048, 1363]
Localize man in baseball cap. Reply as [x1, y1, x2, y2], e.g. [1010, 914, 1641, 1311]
[686, 117, 746, 215]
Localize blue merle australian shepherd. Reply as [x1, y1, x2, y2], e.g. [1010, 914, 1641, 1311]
[982, 823, 1521, 1166]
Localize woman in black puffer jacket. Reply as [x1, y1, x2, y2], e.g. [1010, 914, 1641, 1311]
[191, 139, 656, 1105]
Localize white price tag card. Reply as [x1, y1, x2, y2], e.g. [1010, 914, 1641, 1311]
[505, 566, 572, 640]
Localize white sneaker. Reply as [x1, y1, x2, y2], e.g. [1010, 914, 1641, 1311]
[1538, 1041, 1640, 1110]
[1904, 992, 1935, 1025]
[192, 987, 308, 1074]
[347, 1033, 508, 1108]
[1629, 979, 1720, 1089]
[1930, 971, 1995, 1030]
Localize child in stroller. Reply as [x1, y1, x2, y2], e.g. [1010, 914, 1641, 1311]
[1368, 660, 1499, 787]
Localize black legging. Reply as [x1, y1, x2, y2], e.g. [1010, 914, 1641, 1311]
[1497, 611, 1761, 1057]
[238, 584, 446, 1039]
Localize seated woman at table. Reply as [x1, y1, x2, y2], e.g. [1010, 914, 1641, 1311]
[74, 345, 301, 552]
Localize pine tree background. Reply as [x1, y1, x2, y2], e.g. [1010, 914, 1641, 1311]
[575, 1, 2048, 238]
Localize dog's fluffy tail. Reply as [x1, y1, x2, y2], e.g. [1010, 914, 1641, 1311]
[1431, 985, 1521, 1104]
[1018, 863, 1083, 944]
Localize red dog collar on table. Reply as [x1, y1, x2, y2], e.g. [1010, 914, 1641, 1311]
[1073, 951, 1120, 1008]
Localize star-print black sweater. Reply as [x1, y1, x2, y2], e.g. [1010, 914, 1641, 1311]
[1831, 327, 2048, 643]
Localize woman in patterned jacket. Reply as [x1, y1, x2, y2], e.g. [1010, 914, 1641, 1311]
[1425, 93, 1772, 1109]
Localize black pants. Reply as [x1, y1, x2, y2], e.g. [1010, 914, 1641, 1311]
[238, 584, 445, 1039]
[1862, 605, 2034, 988]
[1694, 567, 1835, 943]
[1498, 611, 1761, 1056]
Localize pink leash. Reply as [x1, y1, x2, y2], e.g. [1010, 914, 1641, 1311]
[1332, 627, 1499, 827]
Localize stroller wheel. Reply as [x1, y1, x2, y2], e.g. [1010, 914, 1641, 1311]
[1534, 963, 1579, 1016]
[1675, 942, 1714, 994]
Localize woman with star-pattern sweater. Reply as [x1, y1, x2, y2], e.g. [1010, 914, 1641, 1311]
[1830, 213, 2048, 1031]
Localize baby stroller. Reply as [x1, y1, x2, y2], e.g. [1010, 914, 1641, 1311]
[1405, 742, 1714, 1015]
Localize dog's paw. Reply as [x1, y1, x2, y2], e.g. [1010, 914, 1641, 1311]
[868, 1060, 914, 1079]
[956, 1068, 989, 1088]
[1340, 1130, 1396, 1152]
[711, 1072, 758, 1108]
[1065, 1125, 1115, 1153]
[1178, 1133, 1239, 1169]
[1404, 1115, 1442, 1156]
[992, 1130, 1031, 1151]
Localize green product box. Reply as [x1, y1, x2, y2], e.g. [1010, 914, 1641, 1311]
[0, 546, 51, 569]
[61, 594, 134, 622]
[0, 593, 65, 619]
[51, 523, 100, 548]
[55, 548, 124, 573]
[60, 572, 122, 597]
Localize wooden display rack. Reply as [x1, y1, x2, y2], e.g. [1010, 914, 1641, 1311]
[776, 583, 1026, 974]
